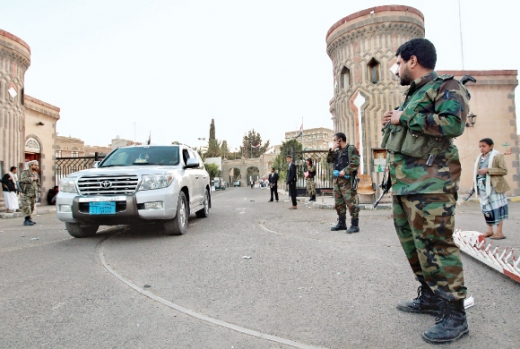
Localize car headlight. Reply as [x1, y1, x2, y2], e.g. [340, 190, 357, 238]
[60, 177, 78, 193]
[139, 174, 174, 191]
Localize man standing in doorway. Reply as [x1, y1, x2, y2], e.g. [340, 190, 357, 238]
[286, 155, 297, 209]
[381, 38, 470, 344]
[268, 167, 279, 202]
[20, 160, 41, 226]
[327, 132, 360, 233]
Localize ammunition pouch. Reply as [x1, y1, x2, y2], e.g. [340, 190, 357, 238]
[381, 123, 406, 153]
[382, 123, 452, 159]
[400, 131, 452, 158]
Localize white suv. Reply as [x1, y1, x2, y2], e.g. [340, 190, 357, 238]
[56, 145, 211, 238]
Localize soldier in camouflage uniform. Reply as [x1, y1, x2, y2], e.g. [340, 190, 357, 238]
[20, 160, 41, 226]
[305, 158, 316, 201]
[381, 38, 471, 344]
[327, 132, 360, 233]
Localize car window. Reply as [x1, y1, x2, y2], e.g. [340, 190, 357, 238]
[100, 146, 179, 167]
[182, 149, 190, 165]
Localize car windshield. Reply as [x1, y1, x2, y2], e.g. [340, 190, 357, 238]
[100, 146, 180, 167]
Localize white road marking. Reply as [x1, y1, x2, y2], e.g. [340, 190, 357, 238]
[97, 232, 326, 349]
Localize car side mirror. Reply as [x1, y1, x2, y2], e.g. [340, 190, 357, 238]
[185, 158, 199, 168]
[93, 161, 100, 168]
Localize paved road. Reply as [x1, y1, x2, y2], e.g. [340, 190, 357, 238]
[0, 188, 518, 348]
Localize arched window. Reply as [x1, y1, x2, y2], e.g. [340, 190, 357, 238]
[367, 58, 380, 84]
[340, 66, 350, 89]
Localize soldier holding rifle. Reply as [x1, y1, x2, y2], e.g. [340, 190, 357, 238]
[381, 38, 471, 344]
[327, 132, 360, 233]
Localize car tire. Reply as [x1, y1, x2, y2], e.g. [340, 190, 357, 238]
[164, 192, 188, 235]
[196, 189, 210, 218]
[65, 222, 99, 238]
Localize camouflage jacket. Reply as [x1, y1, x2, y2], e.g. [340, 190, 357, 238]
[388, 72, 469, 195]
[327, 144, 360, 177]
[20, 169, 41, 197]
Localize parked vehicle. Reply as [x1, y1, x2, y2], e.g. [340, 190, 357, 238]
[233, 180, 241, 187]
[56, 145, 211, 238]
[213, 177, 226, 190]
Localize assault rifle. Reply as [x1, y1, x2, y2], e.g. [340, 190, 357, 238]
[373, 168, 391, 208]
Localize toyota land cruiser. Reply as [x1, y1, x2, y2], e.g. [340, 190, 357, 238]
[56, 144, 211, 237]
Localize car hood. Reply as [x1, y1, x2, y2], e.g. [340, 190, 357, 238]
[69, 166, 179, 178]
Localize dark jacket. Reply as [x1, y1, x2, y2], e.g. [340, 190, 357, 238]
[286, 162, 297, 184]
[2, 173, 17, 192]
[47, 188, 59, 205]
[268, 172, 279, 185]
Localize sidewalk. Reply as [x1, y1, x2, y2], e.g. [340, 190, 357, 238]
[277, 189, 392, 210]
[280, 189, 520, 212]
[0, 203, 56, 219]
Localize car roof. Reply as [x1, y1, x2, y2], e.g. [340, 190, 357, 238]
[119, 144, 196, 151]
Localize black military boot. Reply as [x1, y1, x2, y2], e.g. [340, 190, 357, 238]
[422, 299, 469, 344]
[23, 217, 35, 226]
[309, 195, 316, 202]
[346, 218, 360, 233]
[396, 284, 443, 316]
[330, 217, 347, 231]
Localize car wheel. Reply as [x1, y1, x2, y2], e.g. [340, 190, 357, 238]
[196, 189, 210, 218]
[65, 222, 99, 238]
[164, 192, 188, 235]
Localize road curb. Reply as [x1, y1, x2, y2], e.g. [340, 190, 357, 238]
[0, 205, 56, 219]
[276, 189, 392, 210]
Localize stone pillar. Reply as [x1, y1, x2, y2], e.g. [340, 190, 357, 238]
[0, 30, 31, 173]
[325, 6, 424, 175]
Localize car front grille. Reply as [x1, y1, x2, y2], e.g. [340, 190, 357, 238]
[77, 175, 139, 195]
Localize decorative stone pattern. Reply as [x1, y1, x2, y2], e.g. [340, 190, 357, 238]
[1, 29, 61, 210]
[24, 137, 41, 153]
[0, 29, 31, 176]
[326, 6, 424, 178]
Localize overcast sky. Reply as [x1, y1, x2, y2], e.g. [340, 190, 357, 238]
[2, 0, 519, 151]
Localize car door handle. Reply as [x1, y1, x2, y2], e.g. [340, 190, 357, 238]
[195, 176, 199, 179]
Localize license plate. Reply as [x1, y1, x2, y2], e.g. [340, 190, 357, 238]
[89, 201, 116, 215]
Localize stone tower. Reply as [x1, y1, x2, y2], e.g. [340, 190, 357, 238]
[326, 6, 424, 175]
[0, 30, 31, 173]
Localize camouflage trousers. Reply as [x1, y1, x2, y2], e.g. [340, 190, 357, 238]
[21, 195, 36, 217]
[333, 177, 359, 219]
[392, 194, 467, 301]
[306, 178, 316, 196]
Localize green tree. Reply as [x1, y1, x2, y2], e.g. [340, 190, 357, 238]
[205, 139, 222, 158]
[232, 168, 241, 180]
[209, 119, 215, 140]
[242, 129, 270, 158]
[204, 163, 220, 179]
[273, 139, 302, 182]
